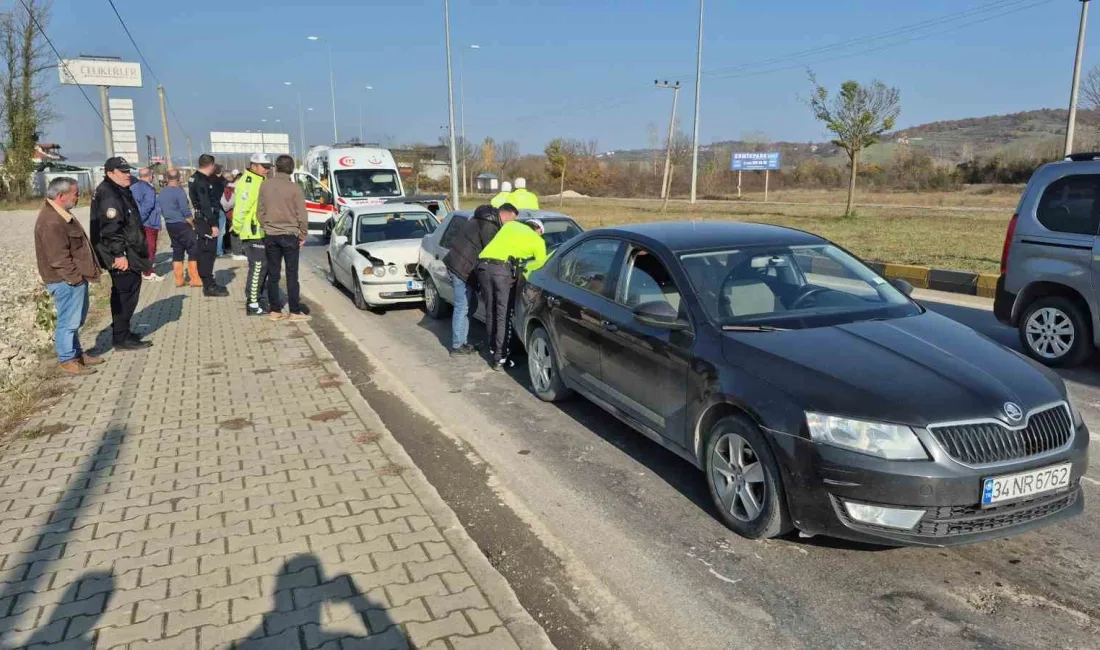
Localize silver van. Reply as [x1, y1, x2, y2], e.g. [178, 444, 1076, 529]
[996, 153, 1100, 367]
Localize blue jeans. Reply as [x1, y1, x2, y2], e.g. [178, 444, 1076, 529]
[217, 211, 226, 255]
[449, 270, 477, 350]
[46, 281, 89, 363]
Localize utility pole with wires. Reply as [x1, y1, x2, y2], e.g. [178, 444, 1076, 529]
[158, 85, 173, 169]
[655, 80, 680, 200]
[1065, 0, 1091, 156]
[443, 0, 460, 210]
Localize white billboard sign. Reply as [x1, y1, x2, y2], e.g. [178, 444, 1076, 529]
[58, 59, 142, 88]
[210, 131, 291, 155]
[109, 98, 138, 163]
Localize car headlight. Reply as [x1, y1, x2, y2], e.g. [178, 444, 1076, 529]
[805, 413, 928, 460]
[372, 265, 386, 278]
[387, 264, 398, 276]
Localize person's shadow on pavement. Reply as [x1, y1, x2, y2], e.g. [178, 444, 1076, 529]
[238, 554, 403, 648]
[12, 571, 115, 649]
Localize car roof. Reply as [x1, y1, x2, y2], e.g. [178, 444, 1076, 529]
[350, 203, 433, 215]
[590, 221, 827, 253]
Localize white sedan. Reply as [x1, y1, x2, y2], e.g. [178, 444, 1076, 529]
[326, 203, 439, 311]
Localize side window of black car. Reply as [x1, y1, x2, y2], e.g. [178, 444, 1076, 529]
[620, 249, 684, 316]
[558, 239, 621, 297]
[439, 216, 467, 249]
[1037, 175, 1100, 236]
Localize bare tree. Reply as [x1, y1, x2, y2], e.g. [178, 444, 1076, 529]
[497, 139, 519, 179]
[3, 0, 54, 199]
[808, 71, 900, 216]
[647, 123, 660, 176]
[662, 125, 692, 212]
[1083, 65, 1100, 110]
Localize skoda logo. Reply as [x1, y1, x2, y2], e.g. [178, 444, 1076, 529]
[1003, 402, 1024, 423]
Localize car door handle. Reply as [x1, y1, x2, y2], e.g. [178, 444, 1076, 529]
[601, 320, 619, 332]
[546, 295, 562, 307]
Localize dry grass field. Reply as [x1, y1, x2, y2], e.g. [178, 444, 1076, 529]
[507, 187, 1023, 274]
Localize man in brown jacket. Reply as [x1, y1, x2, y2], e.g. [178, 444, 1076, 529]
[34, 177, 103, 375]
[258, 154, 310, 322]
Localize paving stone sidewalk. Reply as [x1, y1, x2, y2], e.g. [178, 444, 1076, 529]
[0, 262, 549, 650]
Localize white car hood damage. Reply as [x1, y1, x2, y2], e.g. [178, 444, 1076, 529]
[355, 239, 422, 268]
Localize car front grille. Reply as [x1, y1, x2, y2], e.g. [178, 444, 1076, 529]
[927, 404, 1073, 466]
[914, 487, 1079, 537]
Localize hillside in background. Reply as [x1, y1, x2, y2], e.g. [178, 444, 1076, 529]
[600, 108, 1100, 168]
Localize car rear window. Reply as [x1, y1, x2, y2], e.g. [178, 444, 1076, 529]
[1036, 175, 1100, 236]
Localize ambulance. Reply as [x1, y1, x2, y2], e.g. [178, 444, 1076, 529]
[297, 145, 404, 236]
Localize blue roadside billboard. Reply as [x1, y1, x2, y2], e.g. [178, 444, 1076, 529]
[731, 152, 781, 171]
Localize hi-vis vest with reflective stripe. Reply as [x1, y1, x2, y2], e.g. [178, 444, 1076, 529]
[233, 170, 266, 240]
[490, 191, 512, 208]
[509, 188, 539, 210]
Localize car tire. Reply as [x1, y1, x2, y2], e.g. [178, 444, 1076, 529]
[1019, 296, 1092, 368]
[352, 278, 370, 311]
[527, 326, 572, 402]
[423, 276, 451, 319]
[705, 415, 791, 540]
[327, 255, 340, 288]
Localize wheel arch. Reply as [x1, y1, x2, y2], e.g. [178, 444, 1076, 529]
[692, 401, 769, 467]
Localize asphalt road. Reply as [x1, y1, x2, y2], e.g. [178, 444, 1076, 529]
[299, 242, 1100, 650]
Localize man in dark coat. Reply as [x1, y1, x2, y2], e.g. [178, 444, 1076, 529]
[442, 204, 501, 355]
[89, 156, 153, 351]
[188, 154, 229, 297]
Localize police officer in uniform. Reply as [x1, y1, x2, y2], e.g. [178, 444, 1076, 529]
[90, 157, 154, 351]
[188, 154, 230, 297]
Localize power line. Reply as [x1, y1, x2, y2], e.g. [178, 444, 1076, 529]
[105, 0, 191, 142]
[14, 0, 111, 130]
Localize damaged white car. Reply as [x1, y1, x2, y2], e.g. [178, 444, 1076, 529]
[326, 203, 439, 311]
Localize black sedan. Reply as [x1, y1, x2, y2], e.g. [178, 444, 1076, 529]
[515, 222, 1088, 546]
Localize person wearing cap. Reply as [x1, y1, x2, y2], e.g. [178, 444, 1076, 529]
[132, 168, 164, 282]
[233, 153, 272, 315]
[490, 181, 513, 208]
[188, 154, 230, 297]
[476, 203, 548, 370]
[90, 156, 154, 351]
[509, 178, 539, 210]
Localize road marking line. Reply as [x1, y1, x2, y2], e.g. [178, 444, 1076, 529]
[1082, 476, 1100, 487]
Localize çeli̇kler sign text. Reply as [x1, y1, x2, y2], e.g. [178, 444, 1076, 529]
[58, 59, 143, 88]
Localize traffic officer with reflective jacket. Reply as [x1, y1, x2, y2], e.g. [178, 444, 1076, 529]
[509, 178, 539, 210]
[489, 181, 513, 208]
[89, 156, 153, 351]
[232, 153, 272, 315]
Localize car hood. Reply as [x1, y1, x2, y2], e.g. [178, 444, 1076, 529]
[355, 239, 421, 265]
[723, 311, 1066, 428]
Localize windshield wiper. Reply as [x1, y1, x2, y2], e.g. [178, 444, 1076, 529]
[722, 324, 790, 332]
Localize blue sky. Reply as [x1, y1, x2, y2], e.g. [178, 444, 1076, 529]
[45, 0, 1096, 161]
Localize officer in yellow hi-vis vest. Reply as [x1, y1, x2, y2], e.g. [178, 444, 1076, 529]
[490, 180, 513, 208]
[232, 153, 273, 315]
[509, 177, 539, 210]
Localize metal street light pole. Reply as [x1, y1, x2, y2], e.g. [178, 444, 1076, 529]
[655, 81, 680, 200]
[1066, 0, 1091, 156]
[689, 0, 704, 203]
[285, 82, 306, 161]
[360, 85, 373, 143]
[308, 36, 339, 143]
[443, 0, 460, 210]
[460, 44, 480, 196]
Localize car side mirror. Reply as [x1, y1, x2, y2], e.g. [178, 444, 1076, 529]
[333, 232, 348, 247]
[889, 278, 914, 297]
[633, 300, 689, 330]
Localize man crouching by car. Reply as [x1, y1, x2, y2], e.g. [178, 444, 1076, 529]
[442, 204, 502, 356]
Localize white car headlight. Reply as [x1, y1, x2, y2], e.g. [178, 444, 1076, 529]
[806, 413, 928, 460]
[372, 265, 386, 278]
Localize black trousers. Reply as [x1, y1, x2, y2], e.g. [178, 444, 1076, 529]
[244, 240, 268, 306]
[166, 222, 196, 262]
[109, 269, 142, 344]
[478, 262, 515, 362]
[195, 233, 218, 288]
[265, 234, 302, 313]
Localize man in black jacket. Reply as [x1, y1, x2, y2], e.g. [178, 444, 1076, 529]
[188, 154, 229, 297]
[441, 204, 501, 355]
[90, 156, 153, 351]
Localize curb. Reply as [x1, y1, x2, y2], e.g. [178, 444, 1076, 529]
[866, 262, 998, 299]
[294, 307, 555, 650]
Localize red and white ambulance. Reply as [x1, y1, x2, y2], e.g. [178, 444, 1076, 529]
[297, 145, 404, 237]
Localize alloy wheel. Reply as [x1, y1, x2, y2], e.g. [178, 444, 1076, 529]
[529, 336, 553, 393]
[710, 433, 767, 523]
[1025, 307, 1075, 360]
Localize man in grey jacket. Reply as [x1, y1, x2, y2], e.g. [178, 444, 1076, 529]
[258, 154, 309, 322]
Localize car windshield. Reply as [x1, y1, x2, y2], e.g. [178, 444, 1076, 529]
[356, 212, 437, 244]
[680, 244, 920, 329]
[335, 169, 400, 198]
[527, 219, 582, 251]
